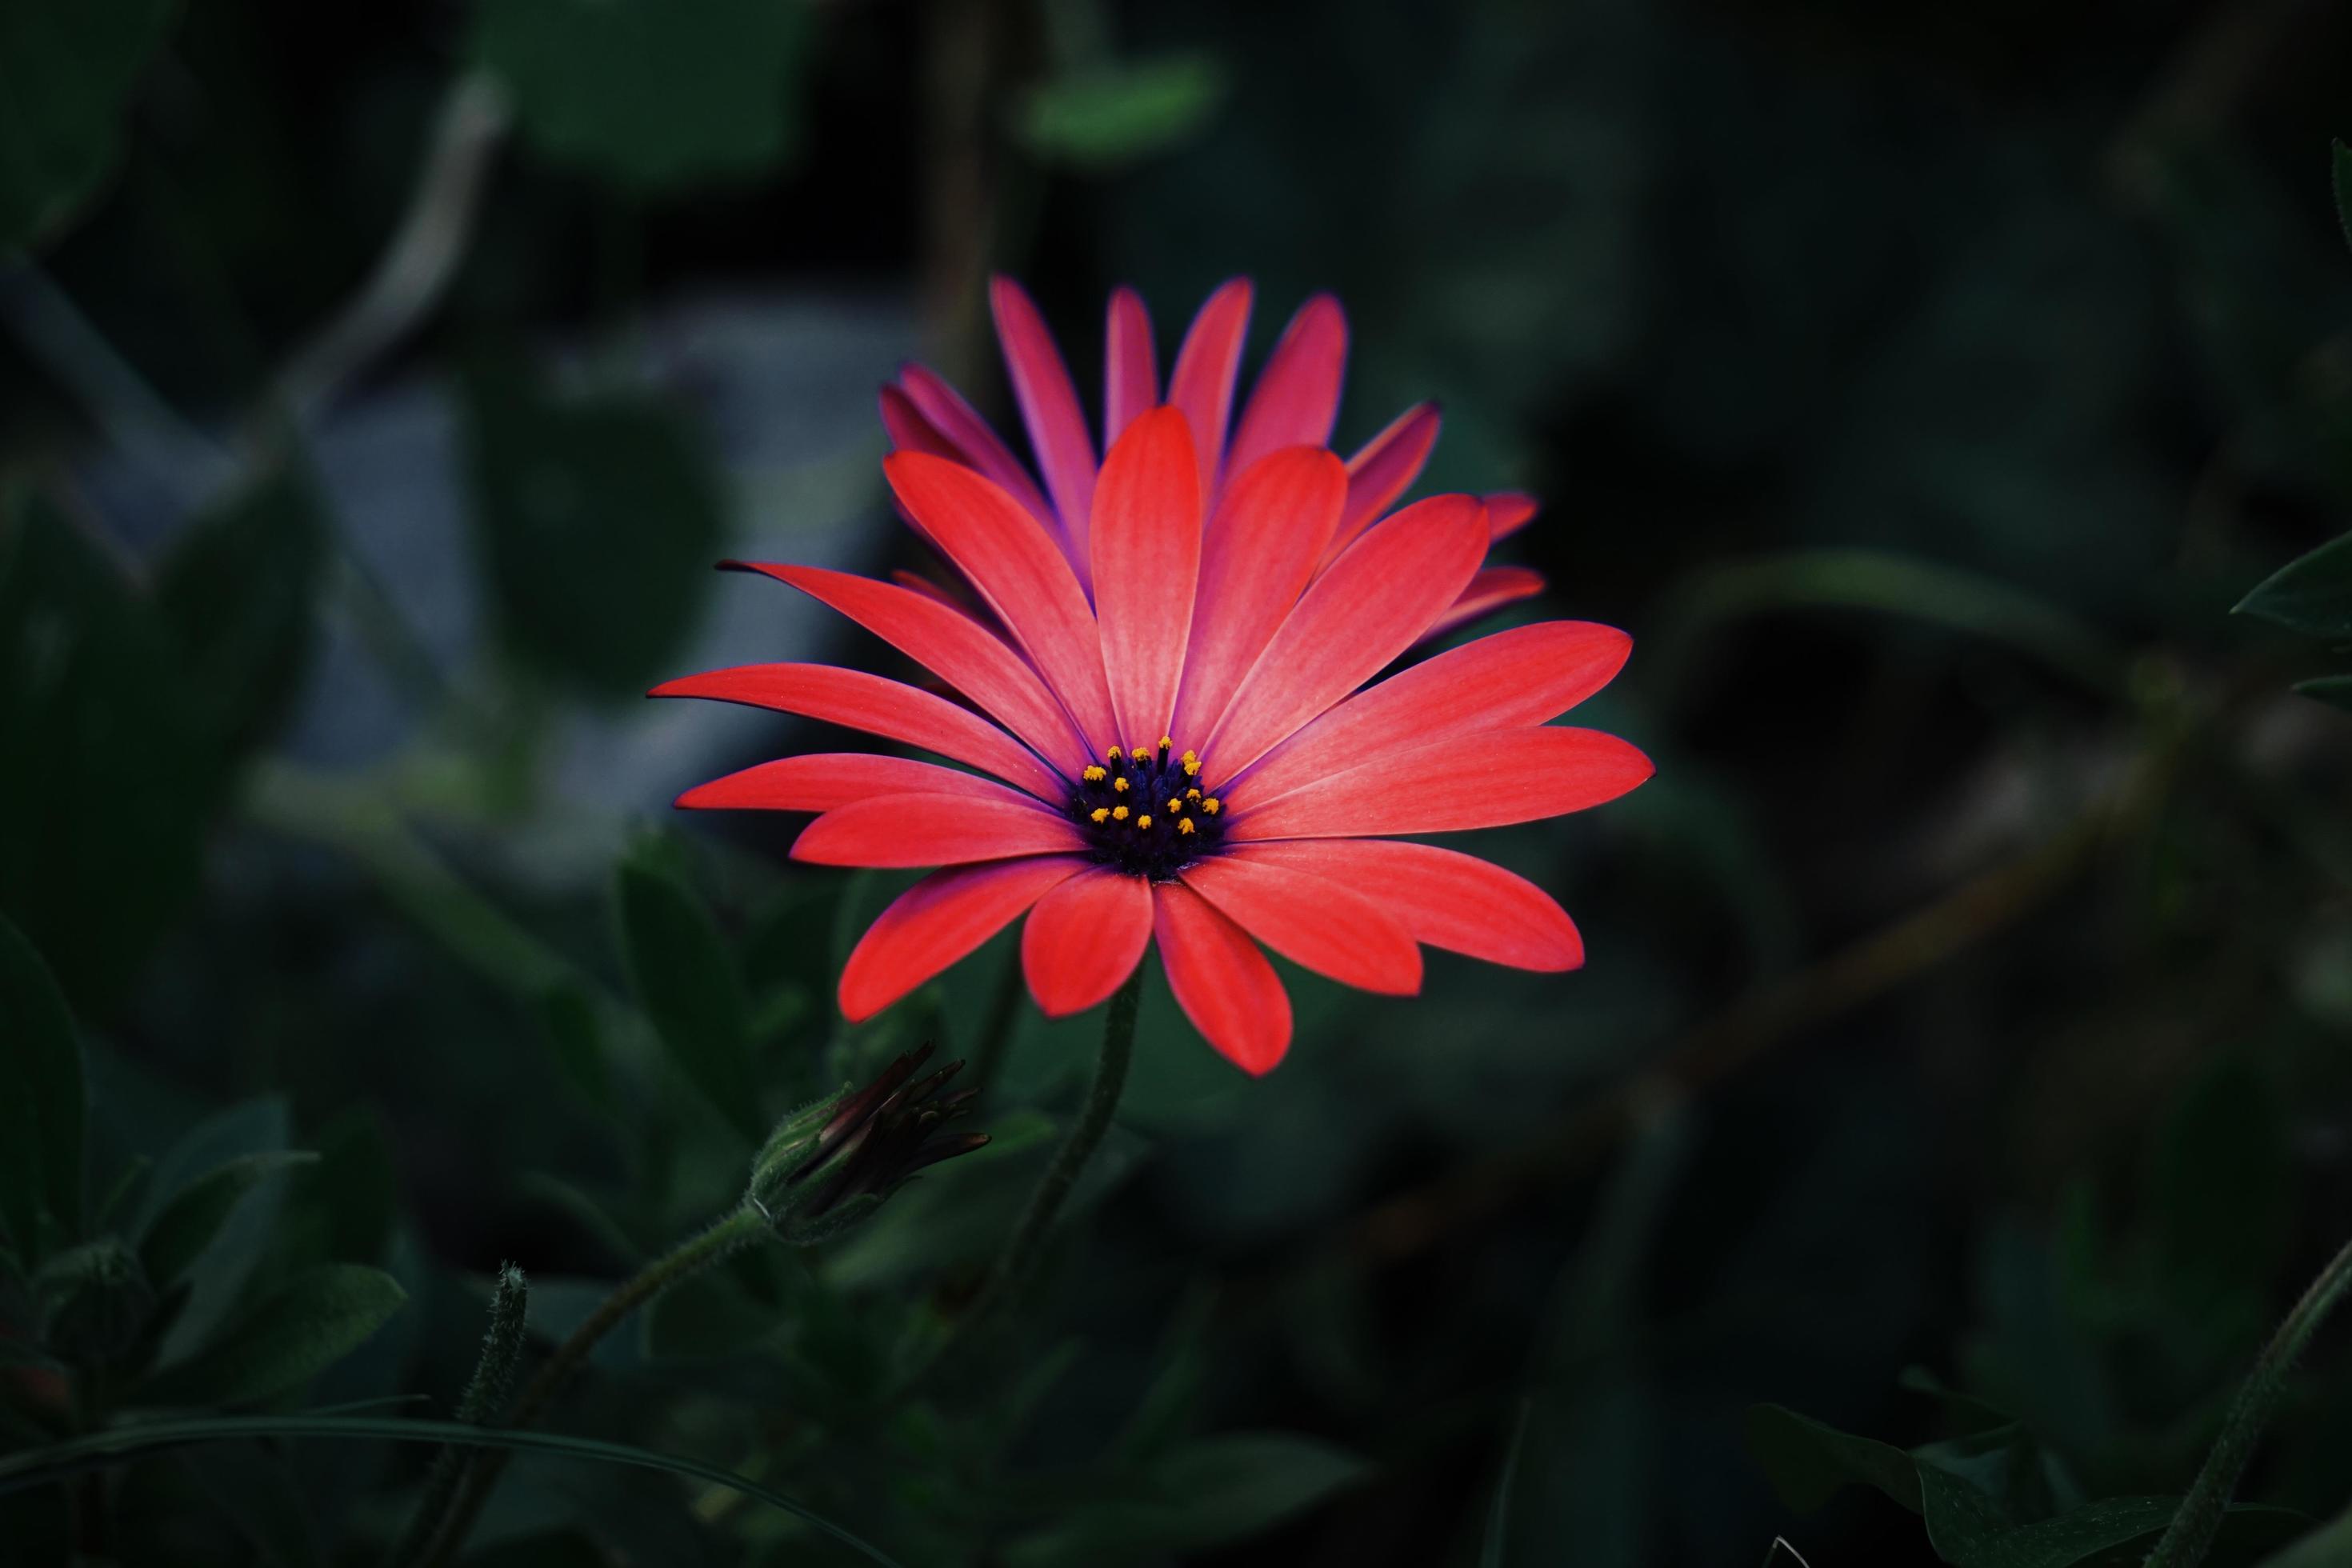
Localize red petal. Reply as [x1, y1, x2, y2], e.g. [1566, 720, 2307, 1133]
[1202, 494, 1487, 782]
[1422, 566, 1546, 640]
[1021, 867, 1154, 1016]
[1166, 278, 1254, 495]
[1151, 881, 1291, 1075]
[1228, 726, 1654, 841]
[1179, 854, 1421, 996]
[878, 385, 959, 460]
[678, 753, 1009, 813]
[741, 562, 1088, 778]
[1091, 407, 1202, 746]
[1230, 619, 1632, 810]
[883, 452, 1121, 758]
[895, 363, 1059, 531]
[890, 568, 987, 622]
[791, 791, 1084, 868]
[840, 857, 1086, 1021]
[1104, 286, 1158, 449]
[1222, 294, 1346, 487]
[650, 662, 1065, 802]
[1169, 446, 1346, 743]
[1486, 491, 1539, 541]
[1330, 402, 1440, 557]
[991, 276, 1098, 582]
[1231, 839, 1583, 971]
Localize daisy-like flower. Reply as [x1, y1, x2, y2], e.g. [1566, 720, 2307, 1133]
[656, 278, 1651, 1074]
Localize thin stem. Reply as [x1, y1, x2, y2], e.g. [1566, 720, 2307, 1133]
[986, 966, 1142, 1300]
[2143, 1231, 2352, 1568]
[386, 1264, 529, 1567]
[419, 1207, 767, 1568]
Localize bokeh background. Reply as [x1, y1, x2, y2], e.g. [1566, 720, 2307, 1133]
[6, 0, 2352, 1563]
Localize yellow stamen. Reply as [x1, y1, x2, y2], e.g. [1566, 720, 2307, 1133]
[1178, 818, 1196, 835]
[1113, 776, 1129, 792]
[1202, 797, 1221, 814]
[1130, 746, 1151, 761]
[1183, 759, 1201, 776]
[1158, 735, 1174, 751]
[1137, 814, 1152, 830]
[1105, 747, 1121, 763]
[1167, 798, 1182, 813]
[1186, 787, 1201, 801]
[1111, 805, 1129, 821]
[1090, 807, 1110, 824]
[1083, 765, 1106, 782]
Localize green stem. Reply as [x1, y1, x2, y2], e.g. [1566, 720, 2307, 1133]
[419, 1207, 767, 1568]
[2144, 1231, 2352, 1568]
[387, 1264, 528, 1567]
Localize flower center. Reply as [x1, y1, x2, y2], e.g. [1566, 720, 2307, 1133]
[1068, 738, 1224, 879]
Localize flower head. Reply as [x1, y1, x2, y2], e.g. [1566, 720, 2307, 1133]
[659, 278, 1653, 1074]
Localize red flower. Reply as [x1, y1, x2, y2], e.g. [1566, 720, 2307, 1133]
[657, 278, 1651, 1074]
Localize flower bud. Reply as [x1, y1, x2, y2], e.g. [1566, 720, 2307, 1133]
[35, 1237, 154, 1365]
[746, 1045, 989, 1244]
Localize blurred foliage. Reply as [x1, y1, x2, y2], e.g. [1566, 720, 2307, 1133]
[4, 0, 2352, 1564]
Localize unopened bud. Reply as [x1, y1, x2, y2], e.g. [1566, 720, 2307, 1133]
[746, 1045, 989, 1244]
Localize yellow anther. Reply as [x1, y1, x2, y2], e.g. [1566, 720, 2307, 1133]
[1105, 746, 1121, 763]
[1202, 797, 1221, 814]
[1167, 798, 1182, 813]
[1083, 765, 1106, 782]
[1158, 735, 1174, 751]
[1178, 818, 1196, 836]
[1111, 805, 1129, 821]
[1182, 758, 1201, 776]
[1113, 776, 1130, 792]
[1181, 749, 1198, 764]
[1186, 787, 1201, 801]
[1090, 807, 1110, 824]
[1130, 746, 1151, 761]
[1137, 814, 1152, 830]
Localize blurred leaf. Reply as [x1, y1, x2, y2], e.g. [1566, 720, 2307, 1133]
[1002, 1431, 1364, 1566]
[2150, 1058, 2288, 1318]
[140, 1265, 406, 1406]
[0, 912, 82, 1263]
[2237, 532, 2352, 638]
[0, 0, 178, 250]
[1017, 55, 1230, 172]
[178, 1442, 318, 1567]
[471, 0, 810, 189]
[2334, 141, 2352, 258]
[1745, 1403, 1929, 1517]
[2262, 1496, 2352, 1567]
[462, 362, 726, 696]
[533, 983, 613, 1109]
[2293, 675, 2352, 713]
[154, 465, 326, 758]
[138, 1150, 318, 1290]
[1958, 1498, 2306, 1568]
[0, 490, 214, 1006]
[140, 1098, 292, 1355]
[614, 852, 764, 1142]
[270, 1109, 398, 1272]
[1482, 1399, 1532, 1568]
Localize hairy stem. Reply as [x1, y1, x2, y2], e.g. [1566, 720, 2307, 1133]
[386, 1263, 529, 1567]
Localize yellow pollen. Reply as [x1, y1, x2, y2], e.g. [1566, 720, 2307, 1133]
[1113, 777, 1129, 792]
[1158, 735, 1174, 750]
[1130, 746, 1152, 761]
[1111, 805, 1129, 821]
[1090, 807, 1110, 824]
[1137, 814, 1152, 830]
[1083, 765, 1106, 782]
[1167, 798, 1182, 813]
[1183, 758, 1200, 776]
[1186, 787, 1201, 801]
[1105, 747, 1121, 763]
[1178, 818, 1196, 835]
[1202, 797, 1221, 814]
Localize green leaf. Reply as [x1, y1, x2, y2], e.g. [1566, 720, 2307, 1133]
[2333, 140, 2352, 258]
[2150, 1058, 2288, 1317]
[2262, 1496, 2352, 1567]
[138, 1265, 406, 1406]
[0, 0, 178, 250]
[460, 363, 726, 695]
[0, 914, 82, 1264]
[470, 0, 811, 189]
[154, 466, 326, 758]
[2293, 674, 2352, 713]
[1745, 1403, 1926, 1516]
[1017, 54, 1230, 172]
[614, 854, 763, 1142]
[0, 1413, 906, 1565]
[533, 982, 613, 1108]
[1959, 1500, 2308, 1568]
[0, 489, 215, 1005]
[2237, 532, 2352, 638]
[1002, 1432, 1364, 1567]
[137, 1150, 318, 1290]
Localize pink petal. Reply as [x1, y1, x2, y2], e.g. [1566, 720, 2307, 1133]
[677, 753, 1010, 813]
[1229, 619, 1632, 810]
[878, 385, 961, 460]
[891, 568, 988, 622]
[792, 791, 1085, 868]
[1104, 286, 1158, 449]
[1166, 278, 1254, 495]
[1230, 839, 1583, 971]
[990, 276, 1099, 583]
[883, 452, 1121, 758]
[1418, 566, 1547, 642]
[1486, 491, 1539, 541]
[1178, 854, 1421, 996]
[1151, 881, 1291, 1075]
[1168, 446, 1347, 744]
[1022, 867, 1154, 1017]
[1222, 294, 1346, 487]
[741, 562, 1088, 778]
[650, 662, 1065, 802]
[895, 363, 1059, 532]
[840, 856, 1086, 1021]
[1228, 726, 1654, 841]
[1329, 402, 1440, 558]
[1202, 494, 1488, 782]
[1091, 407, 1202, 746]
